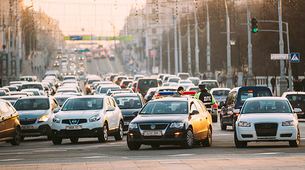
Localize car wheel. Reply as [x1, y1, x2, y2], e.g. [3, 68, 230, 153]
[212, 115, 217, 123]
[181, 127, 194, 149]
[52, 135, 62, 145]
[220, 118, 227, 130]
[98, 124, 108, 143]
[114, 121, 123, 141]
[202, 127, 212, 147]
[289, 129, 300, 147]
[47, 135, 52, 140]
[127, 141, 141, 150]
[234, 130, 247, 148]
[70, 137, 79, 144]
[10, 127, 21, 146]
[151, 144, 160, 148]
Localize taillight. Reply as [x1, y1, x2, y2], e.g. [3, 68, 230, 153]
[121, 84, 125, 87]
[235, 113, 240, 117]
[132, 87, 134, 90]
[213, 104, 217, 108]
[137, 89, 140, 92]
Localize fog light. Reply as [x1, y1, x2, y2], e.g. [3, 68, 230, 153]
[175, 132, 182, 138]
[129, 133, 134, 139]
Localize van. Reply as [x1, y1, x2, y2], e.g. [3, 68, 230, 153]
[136, 78, 158, 97]
[219, 86, 272, 130]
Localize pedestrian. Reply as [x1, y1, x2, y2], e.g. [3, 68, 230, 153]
[195, 84, 215, 108]
[223, 74, 227, 87]
[234, 74, 238, 87]
[301, 77, 305, 92]
[173, 86, 184, 97]
[202, 72, 207, 80]
[218, 73, 222, 87]
[271, 76, 276, 94]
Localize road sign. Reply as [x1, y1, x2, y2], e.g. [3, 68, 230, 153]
[290, 53, 300, 63]
[271, 54, 288, 60]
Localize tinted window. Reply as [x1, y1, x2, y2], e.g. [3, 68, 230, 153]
[14, 99, 49, 110]
[100, 87, 120, 93]
[169, 78, 180, 83]
[242, 100, 292, 113]
[140, 101, 188, 114]
[256, 90, 272, 97]
[238, 90, 254, 103]
[286, 94, 305, 102]
[62, 98, 103, 111]
[22, 84, 43, 90]
[200, 82, 218, 90]
[179, 74, 189, 80]
[138, 79, 157, 88]
[212, 90, 230, 96]
[113, 96, 142, 109]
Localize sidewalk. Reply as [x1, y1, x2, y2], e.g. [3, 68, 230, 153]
[1, 157, 305, 170]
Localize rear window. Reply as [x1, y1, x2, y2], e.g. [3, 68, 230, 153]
[100, 87, 120, 93]
[113, 96, 142, 109]
[212, 90, 230, 96]
[178, 74, 189, 80]
[20, 77, 33, 82]
[22, 84, 43, 90]
[286, 94, 305, 102]
[169, 78, 180, 83]
[239, 89, 272, 103]
[138, 79, 157, 88]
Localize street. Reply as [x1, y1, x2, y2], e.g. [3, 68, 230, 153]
[1, 119, 305, 166]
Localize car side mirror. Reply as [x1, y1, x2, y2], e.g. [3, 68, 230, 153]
[190, 110, 199, 115]
[107, 106, 116, 111]
[294, 108, 303, 115]
[132, 110, 139, 117]
[233, 109, 240, 114]
[53, 106, 60, 113]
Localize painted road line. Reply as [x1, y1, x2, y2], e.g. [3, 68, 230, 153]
[82, 156, 105, 159]
[0, 159, 23, 162]
[169, 154, 195, 157]
[257, 152, 282, 155]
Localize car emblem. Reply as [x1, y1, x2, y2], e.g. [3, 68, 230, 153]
[71, 119, 78, 125]
[150, 124, 156, 130]
[261, 124, 271, 128]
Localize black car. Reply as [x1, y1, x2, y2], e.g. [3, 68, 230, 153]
[219, 86, 272, 130]
[113, 93, 144, 131]
[136, 78, 158, 97]
[127, 97, 213, 150]
[282, 92, 305, 118]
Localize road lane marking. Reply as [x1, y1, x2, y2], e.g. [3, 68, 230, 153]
[34, 150, 67, 152]
[0, 159, 23, 162]
[82, 156, 105, 159]
[257, 152, 282, 155]
[169, 154, 195, 157]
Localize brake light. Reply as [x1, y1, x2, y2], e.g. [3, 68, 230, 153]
[132, 87, 134, 90]
[235, 113, 240, 117]
[121, 84, 125, 87]
[137, 89, 140, 92]
[213, 104, 218, 108]
[183, 91, 196, 95]
[109, 79, 111, 81]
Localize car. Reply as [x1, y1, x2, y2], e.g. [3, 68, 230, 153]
[186, 86, 199, 92]
[21, 89, 41, 96]
[56, 55, 62, 59]
[4, 86, 18, 92]
[21, 82, 45, 96]
[109, 74, 119, 82]
[113, 76, 128, 86]
[136, 78, 159, 97]
[152, 86, 178, 100]
[127, 97, 213, 150]
[53, 60, 59, 67]
[187, 77, 200, 86]
[113, 93, 144, 131]
[234, 97, 301, 148]
[144, 87, 157, 102]
[78, 56, 84, 60]
[0, 95, 26, 105]
[282, 92, 305, 118]
[0, 90, 7, 96]
[63, 76, 77, 81]
[20, 76, 37, 82]
[198, 80, 220, 91]
[51, 96, 124, 145]
[54, 95, 72, 107]
[85, 77, 102, 95]
[13, 96, 60, 140]
[120, 80, 133, 89]
[133, 75, 145, 82]
[210, 88, 231, 109]
[168, 77, 181, 84]
[79, 62, 84, 68]
[0, 99, 22, 145]
[177, 73, 190, 80]
[163, 75, 175, 83]
[97, 84, 121, 96]
[109, 54, 115, 60]
[219, 86, 273, 130]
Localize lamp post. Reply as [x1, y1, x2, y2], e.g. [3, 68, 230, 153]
[225, 0, 232, 88]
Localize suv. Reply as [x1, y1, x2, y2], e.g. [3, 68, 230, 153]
[136, 78, 158, 97]
[0, 99, 22, 145]
[219, 86, 272, 130]
[282, 92, 305, 118]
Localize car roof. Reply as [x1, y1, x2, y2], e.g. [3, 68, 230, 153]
[239, 86, 270, 90]
[245, 97, 287, 101]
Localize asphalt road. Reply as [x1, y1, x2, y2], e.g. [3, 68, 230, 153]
[1, 119, 305, 165]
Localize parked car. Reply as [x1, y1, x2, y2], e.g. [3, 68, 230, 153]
[234, 97, 301, 148]
[219, 86, 272, 130]
[0, 99, 22, 145]
[51, 96, 123, 144]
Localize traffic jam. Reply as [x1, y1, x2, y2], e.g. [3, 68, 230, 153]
[0, 70, 303, 150]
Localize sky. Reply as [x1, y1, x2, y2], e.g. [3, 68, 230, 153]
[24, 0, 147, 36]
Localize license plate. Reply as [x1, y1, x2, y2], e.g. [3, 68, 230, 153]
[124, 122, 130, 125]
[143, 131, 162, 136]
[23, 126, 35, 130]
[66, 125, 82, 130]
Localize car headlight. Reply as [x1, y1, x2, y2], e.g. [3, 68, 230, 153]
[129, 123, 138, 130]
[282, 120, 295, 126]
[38, 115, 49, 123]
[238, 121, 251, 127]
[53, 117, 60, 123]
[170, 122, 184, 129]
[89, 114, 101, 122]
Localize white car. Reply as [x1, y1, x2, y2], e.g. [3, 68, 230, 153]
[51, 96, 124, 145]
[234, 97, 301, 148]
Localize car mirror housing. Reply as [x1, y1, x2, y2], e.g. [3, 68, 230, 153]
[53, 106, 60, 113]
[190, 110, 199, 115]
[132, 110, 139, 117]
[107, 106, 116, 111]
[294, 108, 303, 115]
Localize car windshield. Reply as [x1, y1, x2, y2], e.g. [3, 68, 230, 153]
[62, 98, 103, 111]
[242, 100, 292, 113]
[140, 101, 188, 114]
[20, 77, 33, 82]
[22, 84, 43, 90]
[113, 96, 142, 109]
[212, 90, 230, 96]
[286, 94, 305, 102]
[14, 99, 49, 110]
[100, 87, 120, 93]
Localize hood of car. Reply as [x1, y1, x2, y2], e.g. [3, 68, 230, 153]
[56, 110, 102, 119]
[120, 108, 141, 116]
[18, 110, 50, 119]
[132, 114, 188, 124]
[239, 113, 295, 122]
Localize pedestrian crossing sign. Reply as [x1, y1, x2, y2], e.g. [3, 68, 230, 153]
[290, 53, 300, 63]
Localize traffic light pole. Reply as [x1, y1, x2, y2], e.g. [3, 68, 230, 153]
[247, 0, 254, 86]
[278, 0, 286, 96]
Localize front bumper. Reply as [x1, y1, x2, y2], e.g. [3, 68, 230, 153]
[21, 124, 52, 137]
[52, 128, 103, 138]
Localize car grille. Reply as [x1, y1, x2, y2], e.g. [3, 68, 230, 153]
[139, 124, 168, 130]
[255, 123, 278, 136]
[20, 118, 37, 125]
[62, 119, 87, 125]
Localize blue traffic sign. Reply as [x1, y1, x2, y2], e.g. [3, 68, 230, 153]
[290, 53, 300, 63]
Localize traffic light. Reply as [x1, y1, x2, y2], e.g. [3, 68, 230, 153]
[251, 18, 258, 33]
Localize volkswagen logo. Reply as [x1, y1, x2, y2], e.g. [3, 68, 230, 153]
[71, 119, 78, 125]
[150, 124, 156, 130]
[261, 124, 271, 128]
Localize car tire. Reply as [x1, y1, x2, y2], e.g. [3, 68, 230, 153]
[289, 129, 300, 147]
[98, 124, 108, 143]
[234, 130, 247, 148]
[202, 127, 212, 147]
[52, 135, 62, 145]
[220, 120, 227, 130]
[70, 137, 79, 144]
[47, 135, 52, 140]
[10, 127, 21, 146]
[127, 141, 141, 150]
[181, 127, 194, 149]
[151, 144, 160, 148]
[212, 115, 217, 123]
[114, 121, 123, 141]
